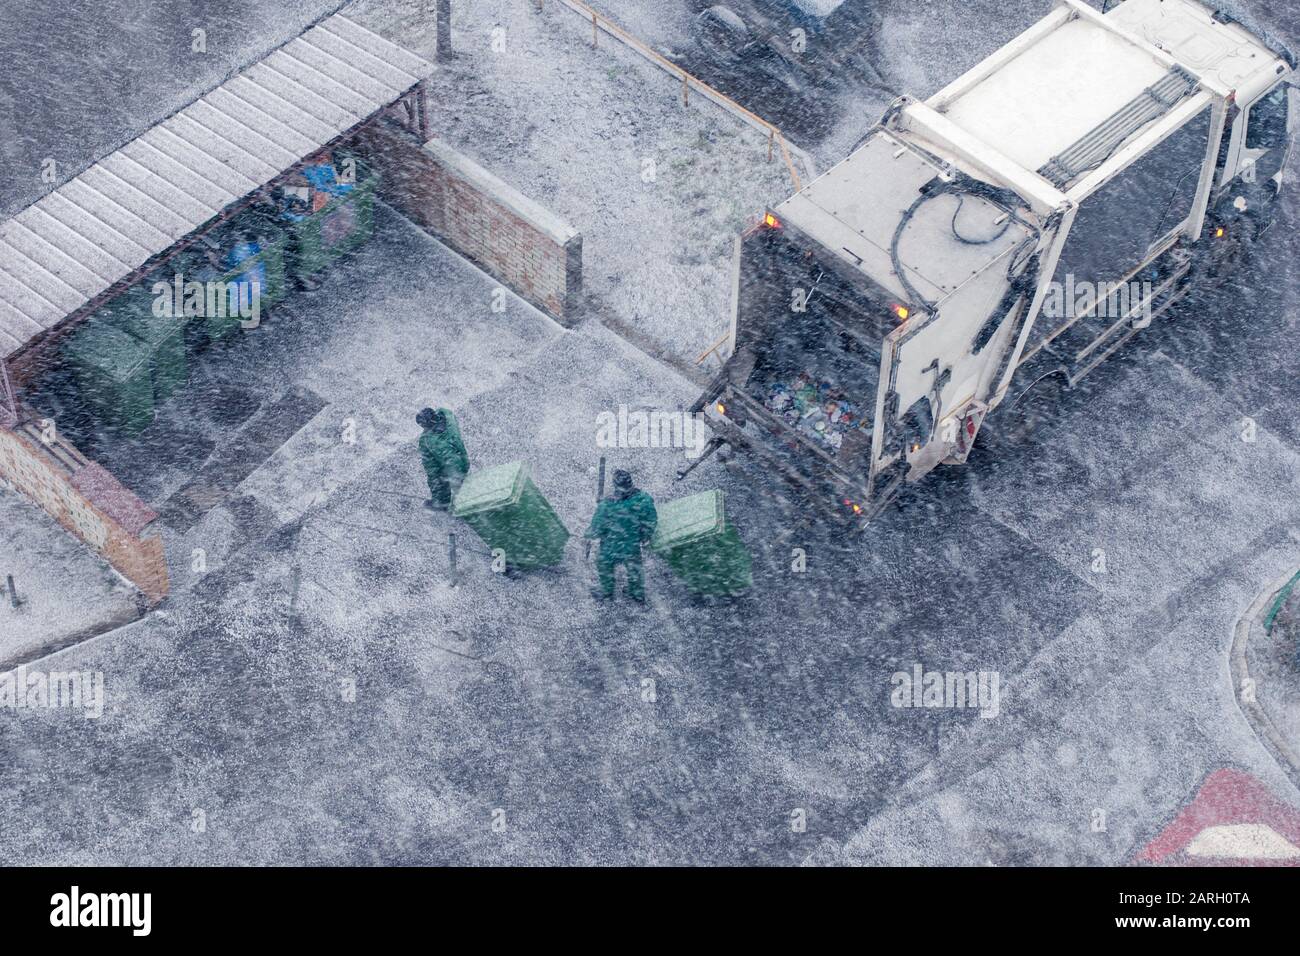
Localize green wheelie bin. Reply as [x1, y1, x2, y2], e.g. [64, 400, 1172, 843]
[650, 489, 752, 596]
[107, 285, 188, 402]
[287, 158, 378, 283]
[195, 214, 290, 344]
[63, 319, 155, 437]
[452, 462, 570, 571]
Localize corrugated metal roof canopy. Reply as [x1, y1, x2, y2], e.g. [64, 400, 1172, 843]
[0, 13, 432, 360]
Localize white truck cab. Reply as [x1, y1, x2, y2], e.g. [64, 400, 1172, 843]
[694, 0, 1294, 523]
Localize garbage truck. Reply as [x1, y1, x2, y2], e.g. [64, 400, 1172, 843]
[691, 0, 1296, 523]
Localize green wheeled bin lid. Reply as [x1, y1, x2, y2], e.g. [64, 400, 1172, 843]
[453, 461, 527, 517]
[65, 320, 148, 383]
[650, 489, 726, 554]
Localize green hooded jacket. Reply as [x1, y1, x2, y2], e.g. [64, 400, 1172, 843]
[585, 489, 657, 561]
[419, 409, 469, 480]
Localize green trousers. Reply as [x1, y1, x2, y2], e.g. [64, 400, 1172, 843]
[597, 549, 644, 600]
[426, 469, 465, 508]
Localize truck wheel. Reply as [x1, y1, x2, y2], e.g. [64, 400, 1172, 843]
[693, 6, 749, 67]
[1210, 213, 1262, 279]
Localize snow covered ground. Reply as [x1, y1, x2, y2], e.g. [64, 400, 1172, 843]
[349, 0, 798, 370]
[581, 0, 1060, 166]
[0, 491, 141, 667]
[1, 0, 1299, 865]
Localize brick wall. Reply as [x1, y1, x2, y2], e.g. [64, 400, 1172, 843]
[354, 122, 583, 324]
[0, 423, 168, 605]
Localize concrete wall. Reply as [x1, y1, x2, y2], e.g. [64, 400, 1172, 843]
[355, 122, 583, 324]
[0, 422, 168, 605]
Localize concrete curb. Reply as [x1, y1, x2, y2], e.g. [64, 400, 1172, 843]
[0, 599, 147, 672]
[1230, 568, 1300, 789]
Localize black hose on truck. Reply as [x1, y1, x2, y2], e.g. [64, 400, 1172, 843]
[889, 173, 1038, 314]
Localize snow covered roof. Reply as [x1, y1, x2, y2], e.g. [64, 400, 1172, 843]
[914, 0, 1289, 200]
[938, 12, 1183, 174]
[1109, 0, 1291, 100]
[0, 13, 432, 363]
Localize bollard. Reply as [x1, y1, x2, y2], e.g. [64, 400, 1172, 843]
[584, 456, 606, 561]
[449, 532, 458, 587]
[6, 574, 17, 609]
[289, 565, 302, 616]
[436, 0, 453, 61]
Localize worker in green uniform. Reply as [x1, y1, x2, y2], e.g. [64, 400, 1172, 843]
[417, 407, 469, 511]
[584, 469, 657, 602]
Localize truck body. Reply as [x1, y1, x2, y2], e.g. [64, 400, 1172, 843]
[696, 0, 1296, 522]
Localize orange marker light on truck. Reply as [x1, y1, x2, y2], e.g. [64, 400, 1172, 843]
[891, 304, 910, 320]
[1215, 226, 1226, 238]
[763, 212, 781, 229]
[715, 401, 726, 416]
